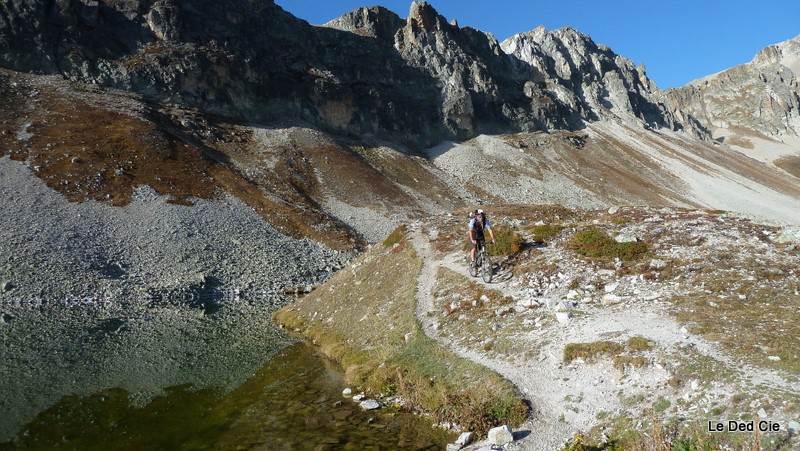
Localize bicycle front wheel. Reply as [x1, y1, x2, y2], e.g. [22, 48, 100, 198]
[468, 255, 479, 277]
[481, 252, 493, 283]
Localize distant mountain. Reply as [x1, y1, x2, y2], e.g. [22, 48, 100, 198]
[662, 34, 800, 142]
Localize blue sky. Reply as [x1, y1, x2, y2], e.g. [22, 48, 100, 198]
[274, 0, 800, 89]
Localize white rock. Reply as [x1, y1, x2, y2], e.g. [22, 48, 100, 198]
[359, 399, 382, 410]
[601, 294, 622, 305]
[775, 227, 800, 243]
[488, 425, 514, 446]
[555, 311, 573, 323]
[767, 355, 781, 361]
[342, 388, 352, 397]
[455, 431, 474, 446]
[614, 233, 639, 243]
[788, 420, 800, 434]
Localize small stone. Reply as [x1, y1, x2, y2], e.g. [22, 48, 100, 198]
[359, 399, 382, 410]
[757, 408, 767, 418]
[456, 432, 475, 446]
[71, 156, 82, 164]
[342, 388, 352, 397]
[767, 355, 781, 361]
[614, 233, 639, 243]
[488, 425, 514, 446]
[788, 420, 800, 434]
[601, 294, 622, 305]
[555, 311, 572, 323]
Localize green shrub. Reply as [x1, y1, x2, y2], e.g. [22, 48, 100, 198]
[488, 225, 524, 257]
[568, 228, 648, 261]
[529, 224, 563, 243]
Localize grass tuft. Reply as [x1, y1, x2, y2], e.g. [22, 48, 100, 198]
[529, 223, 564, 244]
[568, 228, 648, 261]
[563, 341, 625, 363]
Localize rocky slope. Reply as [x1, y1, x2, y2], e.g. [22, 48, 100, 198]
[662, 35, 800, 143]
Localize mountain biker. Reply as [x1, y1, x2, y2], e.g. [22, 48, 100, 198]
[468, 209, 495, 266]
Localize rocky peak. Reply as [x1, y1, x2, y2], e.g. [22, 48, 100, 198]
[391, 2, 575, 138]
[753, 34, 800, 74]
[407, 1, 445, 32]
[501, 26, 708, 138]
[323, 6, 404, 40]
[663, 34, 800, 140]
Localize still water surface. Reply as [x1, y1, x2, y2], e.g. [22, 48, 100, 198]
[0, 301, 453, 450]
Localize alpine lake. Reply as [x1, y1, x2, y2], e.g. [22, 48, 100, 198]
[0, 293, 454, 450]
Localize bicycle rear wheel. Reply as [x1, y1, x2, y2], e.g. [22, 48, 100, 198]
[481, 252, 492, 283]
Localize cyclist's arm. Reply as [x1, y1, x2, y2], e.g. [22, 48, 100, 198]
[488, 227, 495, 243]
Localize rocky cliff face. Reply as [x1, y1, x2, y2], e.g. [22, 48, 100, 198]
[0, 0, 440, 145]
[662, 35, 800, 140]
[0, 0, 712, 146]
[500, 27, 710, 139]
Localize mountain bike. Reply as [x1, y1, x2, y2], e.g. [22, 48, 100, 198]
[467, 240, 493, 283]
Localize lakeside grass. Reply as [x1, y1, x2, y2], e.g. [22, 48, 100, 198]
[273, 226, 528, 433]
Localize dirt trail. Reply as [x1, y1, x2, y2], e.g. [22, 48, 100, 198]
[410, 224, 572, 449]
[408, 222, 800, 450]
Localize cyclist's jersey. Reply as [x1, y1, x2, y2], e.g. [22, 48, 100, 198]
[469, 217, 491, 240]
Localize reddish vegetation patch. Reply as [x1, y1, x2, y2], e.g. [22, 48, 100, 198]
[0, 71, 361, 250]
[0, 74, 216, 206]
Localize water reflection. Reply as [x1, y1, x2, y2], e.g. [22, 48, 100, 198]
[7, 343, 453, 450]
